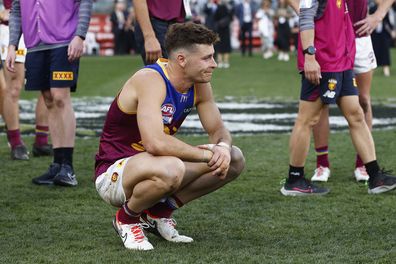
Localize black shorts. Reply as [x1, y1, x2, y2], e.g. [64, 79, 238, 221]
[25, 46, 79, 92]
[300, 70, 358, 104]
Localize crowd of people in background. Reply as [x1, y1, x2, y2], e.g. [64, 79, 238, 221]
[105, 0, 395, 74]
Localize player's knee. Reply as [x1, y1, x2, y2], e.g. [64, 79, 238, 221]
[158, 158, 184, 193]
[229, 146, 245, 178]
[7, 84, 22, 101]
[51, 93, 70, 109]
[359, 95, 370, 113]
[347, 107, 365, 124]
[296, 114, 320, 128]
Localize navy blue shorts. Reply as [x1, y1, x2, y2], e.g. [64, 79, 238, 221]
[25, 46, 79, 92]
[300, 70, 358, 104]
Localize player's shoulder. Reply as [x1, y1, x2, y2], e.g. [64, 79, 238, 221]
[128, 68, 164, 91]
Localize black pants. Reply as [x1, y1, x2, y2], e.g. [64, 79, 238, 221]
[240, 22, 253, 56]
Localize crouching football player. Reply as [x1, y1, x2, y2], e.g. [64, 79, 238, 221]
[94, 22, 245, 250]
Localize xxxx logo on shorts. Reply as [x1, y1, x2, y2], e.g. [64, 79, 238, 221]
[16, 49, 26, 56]
[53, 71, 73, 81]
[328, 79, 337, 91]
[111, 172, 119, 182]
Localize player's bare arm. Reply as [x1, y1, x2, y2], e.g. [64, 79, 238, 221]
[300, 0, 321, 85]
[120, 69, 213, 163]
[195, 82, 232, 179]
[134, 0, 162, 63]
[355, 0, 395, 36]
[287, 0, 300, 14]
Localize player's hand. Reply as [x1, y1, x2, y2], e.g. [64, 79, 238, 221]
[304, 55, 321, 86]
[144, 35, 162, 64]
[354, 14, 381, 36]
[0, 9, 10, 22]
[6, 45, 16, 73]
[68, 36, 84, 62]
[198, 144, 231, 180]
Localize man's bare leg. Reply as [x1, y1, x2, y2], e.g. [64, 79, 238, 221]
[281, 98, 330, 196]
[2, 62, 28, 160]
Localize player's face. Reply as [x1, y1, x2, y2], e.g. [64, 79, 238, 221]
[185, 44, 217, 83]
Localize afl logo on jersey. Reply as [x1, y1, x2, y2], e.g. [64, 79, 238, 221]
[161, 103, 176, 124]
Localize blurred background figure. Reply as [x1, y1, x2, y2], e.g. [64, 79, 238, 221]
[124, 6, 137, 54]
[256, 0, 274, 59]
[235, 0, 257, 57]
[0, 62, 5, 119]
[274, 0, 292, 61]
[111, 0, 128, 55]
[370, 0, 395, 77]
[204, 0, 218, 31]
[214, 0, 233, 68]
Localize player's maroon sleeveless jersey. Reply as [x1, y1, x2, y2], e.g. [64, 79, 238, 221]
[94, 59, 196, 180]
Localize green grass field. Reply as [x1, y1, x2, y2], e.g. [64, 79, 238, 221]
[2, 51, 396, 263]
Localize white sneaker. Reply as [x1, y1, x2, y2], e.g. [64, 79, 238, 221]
[311, 166, 331, 182]
[283, 53, 290, 61]
[223, 63, 230, 68]
[112, 213, 154, 250]
[277, 52, 284, 61]
[141, 212, 193, 243]
[263, 51, 273, 59]
[218, 62, 224, 68]
[354, 166, 369, 182]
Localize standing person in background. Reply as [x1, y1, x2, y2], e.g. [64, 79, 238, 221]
[214, 0, 233, 68]
[124, 6, 137, 54]
[134, 0, 190, 65]
[111, 0, 128, 55]
[256, 0, 275, 59]
[370, 0, 394, 77]
[0, 63, 5, 118]
[235, 0, 257, 57]
[310, 0, 395, 183]
[281, 0, 396, 196]
[7, 0, 93, 186]
[204, 0, 218, 31]
[0, 0, 51, 160]
[275, 0, 293, 61]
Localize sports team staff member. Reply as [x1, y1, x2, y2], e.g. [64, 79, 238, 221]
[95, 22, 245, 250]
[310, 0, 396, 183]
[7, 0, 93, 186]
[281, 0, 396, 196]
[0, 0, 51, 161]
[134, 0, 191, 65]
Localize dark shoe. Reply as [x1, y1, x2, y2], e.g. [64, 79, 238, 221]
[32, 163, 61, 185]
[32, 143, 53, 157]
[11, 145, 29, 160]
[368, 169, 396, 194]
[53, 164, 78, 187]
[280, 177, 330, 196]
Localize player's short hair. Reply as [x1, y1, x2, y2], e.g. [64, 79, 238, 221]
[165, 22, 219, 56]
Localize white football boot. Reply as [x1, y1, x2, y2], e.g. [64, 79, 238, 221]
[141, 212, 193, 243]
[311, 166, 331, 182]
[113, 213, 154, 250]
[354, 166, 369, 182]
